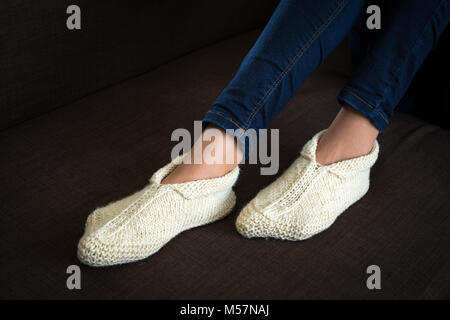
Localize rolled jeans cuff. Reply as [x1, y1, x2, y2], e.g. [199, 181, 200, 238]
[337, 87, 390, 132]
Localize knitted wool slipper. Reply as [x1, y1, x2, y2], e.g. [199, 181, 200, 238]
[236, 130, 379, 241]
[78, 156, 239, 266]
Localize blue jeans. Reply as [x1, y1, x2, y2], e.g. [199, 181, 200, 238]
[202, 0, 450, 158]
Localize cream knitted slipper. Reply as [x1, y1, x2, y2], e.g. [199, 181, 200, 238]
[78, 156, 239, 266]
[236, 130, 379, 241]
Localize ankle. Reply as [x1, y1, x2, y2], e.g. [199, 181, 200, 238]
[315, 105, 379, 165]
[315, 137, 344, 165]
[162, 125, 242, 184]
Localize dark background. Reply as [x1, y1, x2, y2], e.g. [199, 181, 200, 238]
[0, 0, 278, 130]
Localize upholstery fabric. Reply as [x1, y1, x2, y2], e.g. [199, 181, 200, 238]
[0, 0, 278, 130]
[1, 29, 449, 299]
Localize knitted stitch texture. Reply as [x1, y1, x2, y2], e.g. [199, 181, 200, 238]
[236, 130, 379, 241]
[78, 155, 239, 266]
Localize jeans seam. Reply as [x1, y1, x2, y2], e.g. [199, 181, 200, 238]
[242, 0, 349, 130]
[206, 110, 245, 131]
[342, 88, 389, 124]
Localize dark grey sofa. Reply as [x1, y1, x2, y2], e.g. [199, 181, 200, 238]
[1, 0, 449, 299]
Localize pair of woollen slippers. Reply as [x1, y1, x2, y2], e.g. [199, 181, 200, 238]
[77, 130, 379, 266]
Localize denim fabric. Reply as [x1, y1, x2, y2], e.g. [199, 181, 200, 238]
[338, 0, 450, 131]
[203, 0, 450, 158]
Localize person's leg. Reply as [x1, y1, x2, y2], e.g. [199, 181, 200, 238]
[236, 0, 450, 241]
[164, 0, 366, 183]
[316, 4, 379, 165]
[316, 104, 379, 165]
[319, 0, 450, 166]
[162, 124, 243, 184]
[317, 0, 450, 165]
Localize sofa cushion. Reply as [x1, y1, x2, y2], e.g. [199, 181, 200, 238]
[1, 29, 449, 299]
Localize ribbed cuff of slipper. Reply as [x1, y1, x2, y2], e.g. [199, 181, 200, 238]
[301, 130, 379, 176]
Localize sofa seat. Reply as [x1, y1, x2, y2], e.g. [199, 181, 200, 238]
[1, 29, 449, 299]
